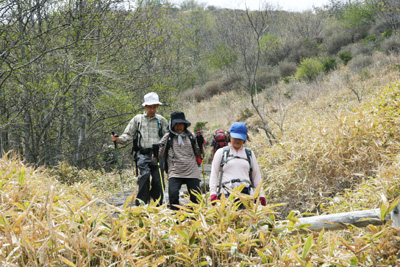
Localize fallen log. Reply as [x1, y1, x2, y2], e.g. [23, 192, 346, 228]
[266, 204, 400, 234]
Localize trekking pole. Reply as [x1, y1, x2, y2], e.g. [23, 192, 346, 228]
[152, 143, 165, 205]
[201, 155, 207, 205]
[196, 134, 207, 205]
[112, 132, 125, 195]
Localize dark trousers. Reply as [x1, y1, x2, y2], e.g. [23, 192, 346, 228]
[168, 178, 200, 210]
[135, 152, 164, 206]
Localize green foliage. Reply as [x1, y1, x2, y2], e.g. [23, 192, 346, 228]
[179, 0, 205, 10]
[260, 33, 281, 51]
[382, 29, 393, 38]
[322, 57, 337, 73]
[294, 57, 324, 82]
[362, 35, 378, 44]
[282, 77, 292, 84]
[208, 44, 238, 70]
[194, 121, 207, 132]
[339, 51, 352, 65]
[251, 85, 265, 94]
[341, 0, 376, 28]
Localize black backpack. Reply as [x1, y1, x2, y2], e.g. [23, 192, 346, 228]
[163, 130, 197, 174]
[217, 146, 254, 195]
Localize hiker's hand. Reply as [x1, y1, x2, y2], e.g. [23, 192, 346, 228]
[259, 197, 266, 206]
[111, 134, 119, 143]
[152, 155, 157, 162]
[211, 194, 218, 206]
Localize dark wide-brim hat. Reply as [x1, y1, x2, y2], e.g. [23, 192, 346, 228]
[169, 111, 191, 129]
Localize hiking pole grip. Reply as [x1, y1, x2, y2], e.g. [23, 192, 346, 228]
[111, 131, 118, 148]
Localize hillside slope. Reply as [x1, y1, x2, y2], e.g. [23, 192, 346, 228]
[184, 53, 400, 216]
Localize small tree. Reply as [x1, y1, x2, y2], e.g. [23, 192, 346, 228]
[295, 57, 324, 82]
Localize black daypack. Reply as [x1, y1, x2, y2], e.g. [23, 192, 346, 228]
[164, 130, 197, 174]
[131, 123, 142, 154]
[217, 146, 254, 195]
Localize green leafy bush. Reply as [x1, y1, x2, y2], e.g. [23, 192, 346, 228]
[208, 44, 238, 70]
[322, 57, 337, 73]
[194, 121, 208, 132]
[294, 57, 324, 82]
[339, 51, 352, 65]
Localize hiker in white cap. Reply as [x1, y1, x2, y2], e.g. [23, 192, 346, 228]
[111, 92, 168, 206]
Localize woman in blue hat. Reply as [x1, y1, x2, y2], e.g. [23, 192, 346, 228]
[209, 122, 266, 208]
[158, 111, 202, 210]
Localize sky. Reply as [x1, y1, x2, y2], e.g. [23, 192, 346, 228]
[169, 0, 331, 12]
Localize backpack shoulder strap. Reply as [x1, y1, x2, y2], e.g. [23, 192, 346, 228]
[187, 131, 197, 155]
[220, 146, 230, 167]
[245, 148, 252, 171]
[245, 147, 254, 188]
[156, 118, 162, 138]
[165, 132, 173, 157]
[217, 146, 230, 195]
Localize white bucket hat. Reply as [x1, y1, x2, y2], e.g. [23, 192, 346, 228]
[142, 92, 162, 106]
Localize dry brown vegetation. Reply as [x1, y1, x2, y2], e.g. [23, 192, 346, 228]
[1, 153, 400, 266]
[185, 52, 400, 216]
[2, 55, 400, 265]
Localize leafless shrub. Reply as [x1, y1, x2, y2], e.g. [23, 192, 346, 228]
[279, 61, 297, 77]
[381, 35, 400, 55]
[220, 75, 242, 92]
[323, 23, 353, 55]
[256, 66, 280, 87]
[181, 87, 197, 102]
[349, 42, 376, 57]
[286, 38, 320, 63]
[369, 19, 392, 36]
[203, 80, 222, 96]
[348, 54, 373, 73]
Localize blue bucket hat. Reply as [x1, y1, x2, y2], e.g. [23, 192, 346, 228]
[229, 122, 247, 140]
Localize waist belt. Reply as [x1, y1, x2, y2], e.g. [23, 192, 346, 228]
[139, 148, 152, 154]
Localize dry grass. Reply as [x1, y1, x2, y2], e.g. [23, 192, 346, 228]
[1, 151, 400, 266]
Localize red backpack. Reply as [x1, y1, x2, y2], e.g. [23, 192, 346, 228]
[213, 130, 228, 150]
